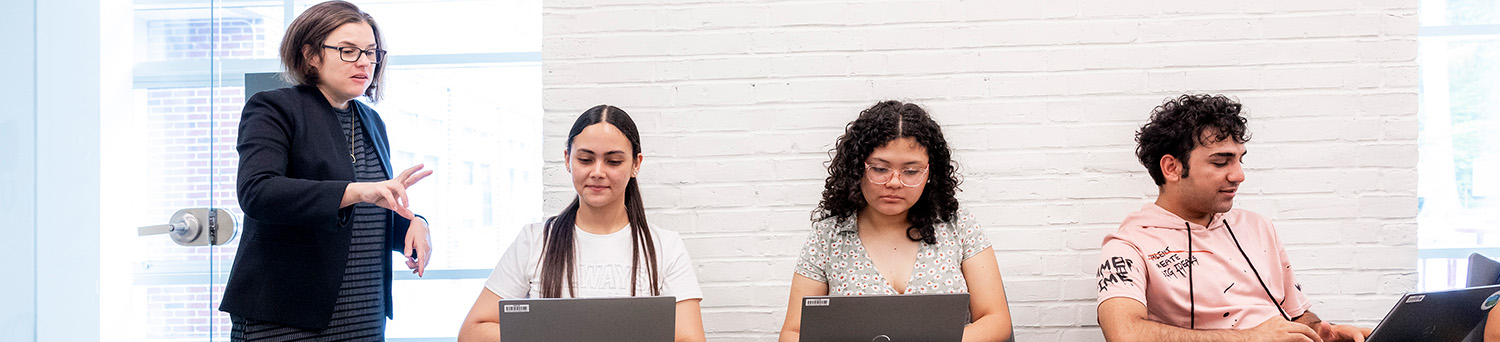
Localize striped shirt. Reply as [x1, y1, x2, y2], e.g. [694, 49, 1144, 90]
[232, 104, 388, 341]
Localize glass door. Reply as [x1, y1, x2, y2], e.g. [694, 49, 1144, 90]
[108, 0, 278, 340]
[108, 0, 541, 340]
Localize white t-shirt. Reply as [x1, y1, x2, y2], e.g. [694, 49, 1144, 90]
[484, 221, 703, 302]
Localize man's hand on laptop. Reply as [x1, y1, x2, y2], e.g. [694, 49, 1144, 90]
[1248, 317, 1323, 342]
[1313, 321, 1371, 342]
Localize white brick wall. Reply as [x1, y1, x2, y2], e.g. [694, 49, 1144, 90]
[542, 1, 1418, 340]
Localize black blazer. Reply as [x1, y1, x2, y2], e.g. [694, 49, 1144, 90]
[219, 85, 416, 330]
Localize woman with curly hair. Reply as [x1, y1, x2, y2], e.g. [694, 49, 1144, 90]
[778, 100, 1014, 342]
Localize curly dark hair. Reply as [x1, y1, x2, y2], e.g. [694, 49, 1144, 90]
[1135, 94, 1251, 186]
[816, 100, 961, 245]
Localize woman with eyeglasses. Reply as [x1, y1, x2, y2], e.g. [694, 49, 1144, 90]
[457, 105, 706, 342]
[778, 101, 1014, 342]
[219, 1, 434, 341]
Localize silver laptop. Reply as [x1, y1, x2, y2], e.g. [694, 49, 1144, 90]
[799, 293, 969, 342]
[1365, 284, 1500, 342]
[498, 296, 675, 342]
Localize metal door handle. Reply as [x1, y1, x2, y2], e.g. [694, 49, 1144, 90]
[138, 216, 195, 236]
[137, 208, 237, 246]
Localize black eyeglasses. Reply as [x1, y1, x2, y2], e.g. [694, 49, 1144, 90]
[322, 45, 386, 64]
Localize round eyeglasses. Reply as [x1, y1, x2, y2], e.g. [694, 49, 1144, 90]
[864, 163, 929, 187]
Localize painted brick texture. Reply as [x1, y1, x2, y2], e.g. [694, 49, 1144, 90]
[542, 1, 1418, 341]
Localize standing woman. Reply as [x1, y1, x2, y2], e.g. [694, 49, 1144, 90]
[220, 1, 434, 341]
[779, 101, 1014, 342]
[457, 105, 706, 342]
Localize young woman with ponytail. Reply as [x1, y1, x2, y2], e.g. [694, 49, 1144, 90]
[457, 105, 705, 342]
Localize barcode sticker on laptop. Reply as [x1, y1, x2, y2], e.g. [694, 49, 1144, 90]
[805, 298, 830, 307]
[1405, 295, 1425, 303]
[503, 304, 530, 313]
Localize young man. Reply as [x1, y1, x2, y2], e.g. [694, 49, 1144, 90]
[1096, 94, 1372, 342]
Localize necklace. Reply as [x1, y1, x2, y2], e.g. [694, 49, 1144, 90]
[346, 110, 358, 164]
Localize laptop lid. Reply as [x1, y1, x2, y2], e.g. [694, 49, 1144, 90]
[1468, 253, 1500, 288]
[498, 296, 675, 342]
[1464, 253, 1500, 342]
[1366, 284, 1500, 342]
[799, 293, 969, 342]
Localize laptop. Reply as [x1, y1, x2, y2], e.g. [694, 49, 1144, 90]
[1467, 253, 1500, 288]
[498, 296, 675, 342]
[800, 293, 969, 342]
[1365, 284, 1500, 342]
[1464, 253, 1500, 342]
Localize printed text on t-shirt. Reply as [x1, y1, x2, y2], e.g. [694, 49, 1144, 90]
[1098, 256, 1135, 292]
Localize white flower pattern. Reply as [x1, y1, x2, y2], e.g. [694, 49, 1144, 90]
[795, 209, 991, 296]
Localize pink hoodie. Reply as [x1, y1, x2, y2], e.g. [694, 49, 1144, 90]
[1097, 203, 1311, 330]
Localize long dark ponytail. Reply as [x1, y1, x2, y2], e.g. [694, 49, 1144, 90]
[539, 105, 661, 298]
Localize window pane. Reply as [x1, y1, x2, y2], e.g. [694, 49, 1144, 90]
[1422, 0, 1500, 26]
[385, 279, 487, 339]
[134, 4, 282, 63]
[296, 0, 542, 55]
[1417, 35, 1500, 290]
[376, 63, 544, 272]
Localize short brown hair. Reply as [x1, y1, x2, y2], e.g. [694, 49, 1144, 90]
[279, 0, 385, 101]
